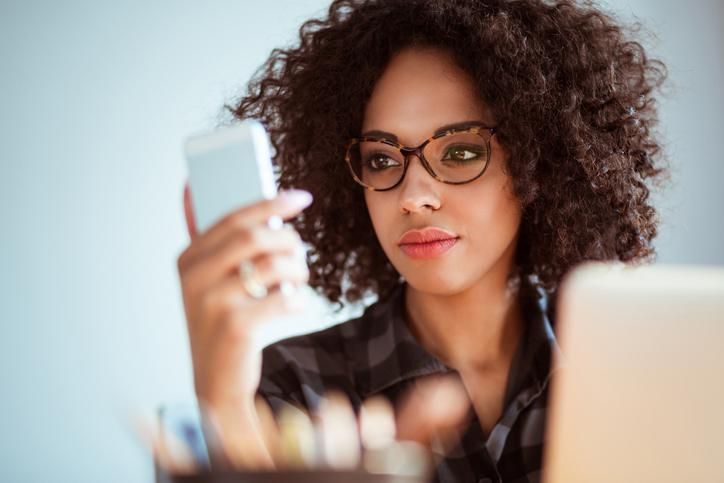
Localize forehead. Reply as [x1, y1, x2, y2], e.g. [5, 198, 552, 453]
[362, 46, 492, 144]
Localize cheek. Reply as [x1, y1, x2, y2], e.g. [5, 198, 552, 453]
[460, 178, 522, 246]
[364, 193, 388, 239]
[364, 193, 402, 262]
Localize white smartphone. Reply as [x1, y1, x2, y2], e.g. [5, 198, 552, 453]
[184, 119, 278, 234]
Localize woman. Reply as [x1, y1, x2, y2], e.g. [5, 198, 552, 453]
[177, 0, 667, 481]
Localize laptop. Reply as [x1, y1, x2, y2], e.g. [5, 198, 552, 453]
[542, 262, 724, 483]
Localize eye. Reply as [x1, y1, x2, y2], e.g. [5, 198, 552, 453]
[365, 154, 401, 171]
[442, 145, 486, 163]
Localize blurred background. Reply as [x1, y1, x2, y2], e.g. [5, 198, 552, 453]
[1, 0, 722, 481]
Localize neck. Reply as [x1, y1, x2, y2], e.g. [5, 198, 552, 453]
[403, 269, 524, 375]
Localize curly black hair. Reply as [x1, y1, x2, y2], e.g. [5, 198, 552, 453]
[226, 0, 668, 319]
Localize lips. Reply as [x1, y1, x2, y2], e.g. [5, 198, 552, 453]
[398, 227, 459, 260]
[398, 227, 458, 245]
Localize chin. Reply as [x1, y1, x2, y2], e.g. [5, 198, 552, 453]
[398, 268, 472, 296]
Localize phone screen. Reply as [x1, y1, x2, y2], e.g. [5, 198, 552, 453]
[184, 120, 277, 233]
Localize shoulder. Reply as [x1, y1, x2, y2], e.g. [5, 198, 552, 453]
[260, 315, 358, 378]
[256, 306, 371, 413]
[256, 284, 404, 414]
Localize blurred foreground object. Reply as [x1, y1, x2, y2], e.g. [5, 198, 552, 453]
[140, 374, 470, 482]
[544, 262, 724, 483]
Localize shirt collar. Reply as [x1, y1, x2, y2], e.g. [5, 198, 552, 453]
[506, 280, 564, 399]
[348, 278, 562, 399]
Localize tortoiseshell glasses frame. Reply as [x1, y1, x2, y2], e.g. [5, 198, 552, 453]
[344, 122, 497, 191]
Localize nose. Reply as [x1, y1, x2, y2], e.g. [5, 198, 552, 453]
[398, 154, 441, 214]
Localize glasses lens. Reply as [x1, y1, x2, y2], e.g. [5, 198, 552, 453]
[347, 140, 405, 190]
[346, 130, 490, 189]
[423, 131, 489, 183]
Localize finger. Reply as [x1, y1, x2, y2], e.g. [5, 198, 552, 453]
[196, 190, 312, 252]
[179, 192, 310, 274]
[197, 278, 307, 336]
[186, 225, 304, 284]
[238, 253, 309, 291]
[183, 182, 199, 240]
[207, 222, 305, 261]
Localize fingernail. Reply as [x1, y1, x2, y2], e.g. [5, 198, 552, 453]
[267, 215, 284, 230]
[279, 190, 313, 208]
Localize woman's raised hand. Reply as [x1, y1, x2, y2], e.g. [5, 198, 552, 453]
[177, 182, 312, 468]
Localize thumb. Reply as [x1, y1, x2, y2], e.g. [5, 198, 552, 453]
[183, 182, 198, 239]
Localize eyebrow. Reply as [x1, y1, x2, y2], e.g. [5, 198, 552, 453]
[360, 120, 487, 142]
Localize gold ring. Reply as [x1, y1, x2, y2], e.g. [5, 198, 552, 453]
[239, 260, 268, 299]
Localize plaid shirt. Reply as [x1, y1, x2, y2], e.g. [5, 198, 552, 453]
[257, 280, 562, 483]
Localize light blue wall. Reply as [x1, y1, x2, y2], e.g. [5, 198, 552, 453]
[0, 2, 333, 482]
[1, 1, 722, 482]
[615, 0, 724, 263]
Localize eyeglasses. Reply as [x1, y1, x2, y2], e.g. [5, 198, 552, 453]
[344, 122, 497, 191]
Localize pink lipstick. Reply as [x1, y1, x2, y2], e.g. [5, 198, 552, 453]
[398, 227, 459, 260]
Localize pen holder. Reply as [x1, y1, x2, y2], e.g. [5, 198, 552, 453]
[159, 470, 429, 483]
[154, 402, 434, 483]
